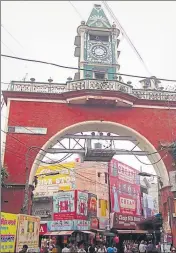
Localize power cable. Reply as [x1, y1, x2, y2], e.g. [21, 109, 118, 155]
[1, 24, 24, 49]
[102, 1, 152, 76]
[69, 2, 84, 20]
[1, 54, 176, 83]
[1, 41, 17, 57]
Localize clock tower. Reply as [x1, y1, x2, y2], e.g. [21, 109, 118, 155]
[74, 4, 120, 81]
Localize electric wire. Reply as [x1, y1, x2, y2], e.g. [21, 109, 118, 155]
[1, 54, 176, 83]
[102, 1, 152, 76]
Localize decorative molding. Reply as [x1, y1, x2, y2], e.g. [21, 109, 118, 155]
[5, 80, 176, 102]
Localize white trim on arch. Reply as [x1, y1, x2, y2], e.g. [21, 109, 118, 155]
[28, 120, 170, 187]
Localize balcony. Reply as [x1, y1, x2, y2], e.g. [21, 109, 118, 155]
[5, 79, 176, 102]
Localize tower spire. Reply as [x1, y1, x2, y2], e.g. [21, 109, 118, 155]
[86, 4, 111, 28]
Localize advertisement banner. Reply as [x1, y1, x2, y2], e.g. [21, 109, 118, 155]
[111, 212, 141, 229]
[90, 218, 99, 229]
[74, 220, 90, 230]
[16, 215, 40, 253]
[88, 193, 97, 218]
[109, 159, 141, 218]
[76, 191, 88, 220]
[1, 212, 18, 252]
[32, 196, 53, 221]
[53, 191, 76, 220]
[99, 218, 109, 230]
[47, 220, 74, 231]
[34, 162, 76, 197]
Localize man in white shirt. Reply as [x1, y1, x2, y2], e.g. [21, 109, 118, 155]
[62, 245, 70, 253]
[139, 241, 146, 253]
[97, 244, 107, 253]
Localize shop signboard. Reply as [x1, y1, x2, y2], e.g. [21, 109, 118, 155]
[39, 224, 47, 235]
[32, 196, 53, 221]
[74, 220, 90, 231]
[111, 212, 141, 229]
[53, 191, 76, 220]
[109, 159, 141, 218]
[1, 212, 18, 252]
[87, 193, 97, 218]
[16, 214, 40, 253]
[76, 191, 88, 220]
[47, 220, 74, 231]
[90, 217, 99, 229]
[99, 218, 109, 230]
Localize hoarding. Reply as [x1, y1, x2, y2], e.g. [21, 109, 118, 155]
[39, 224, 47, 235]
[32, 196, 53, 221]
[53, 191, 76, 220]
[34, 162, 76, 196]
[0, 212, 18, 252]
[88, 193, 97, 218]
[109, 159, 141, 220]
[76, 191, 88, 220]
[16, 215, 40, 253]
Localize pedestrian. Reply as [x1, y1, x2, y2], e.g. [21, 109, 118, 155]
[78, 241, 86, 253]
[62, 244, 70, 253]
[19, 245, 28, 253]
[139, 240, 146, 253]
[97, 243, 107, 253]
[171, 247, 176, 253]
[107, 245, 114, 253]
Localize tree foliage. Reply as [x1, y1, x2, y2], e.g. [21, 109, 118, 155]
[1, 165, 9, 187]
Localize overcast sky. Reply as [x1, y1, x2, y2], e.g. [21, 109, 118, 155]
[2, 1, 176, 175]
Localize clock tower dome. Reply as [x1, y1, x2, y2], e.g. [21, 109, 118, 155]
[74, 4, 120, 81]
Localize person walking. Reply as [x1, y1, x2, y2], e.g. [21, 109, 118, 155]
[19, 245, 28, 253]
[139, 240, 146, 253]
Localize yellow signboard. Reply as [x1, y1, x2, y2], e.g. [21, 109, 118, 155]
[16, 214, 40, 252]
[35, 162, 76, 191]
[0, 212, 18, 252]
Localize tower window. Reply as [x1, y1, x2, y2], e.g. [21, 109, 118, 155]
[94, 72, 105, 80]
[89, 35, 109, 42]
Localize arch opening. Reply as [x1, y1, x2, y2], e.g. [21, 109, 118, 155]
[29, 120, 169, 186]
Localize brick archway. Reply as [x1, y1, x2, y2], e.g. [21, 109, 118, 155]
[29, 120, 169, 186]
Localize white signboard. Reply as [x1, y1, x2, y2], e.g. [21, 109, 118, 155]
[8, 126, 47, 135]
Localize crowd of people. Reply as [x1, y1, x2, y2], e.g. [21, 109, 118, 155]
[19, 240, 176, 253]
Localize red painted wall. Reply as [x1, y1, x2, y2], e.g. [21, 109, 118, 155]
[2, 100, 176, 243]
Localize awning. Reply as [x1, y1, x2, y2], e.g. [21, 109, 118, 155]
[81, 231, 95, 235]
[58, 231, 74, 236]
[117, 230, 148, 234]
[44, 231, 74, 236]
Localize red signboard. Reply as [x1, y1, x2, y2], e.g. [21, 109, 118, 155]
[111, 212, 142, 229]
[88, 193, 97, 218]
[39, 223, 47, 235]
[53, 190, 88, 221]
[109, 159, 141, 221]
[90, 217, 99, 229]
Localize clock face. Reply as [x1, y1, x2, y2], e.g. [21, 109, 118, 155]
[91, 45, 108, 59]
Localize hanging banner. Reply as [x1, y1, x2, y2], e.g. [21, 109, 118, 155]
[109, 159, 141, 219]
[76, 191, 88, 220]
[88, 193, 97, 218]
[53, 191, 76, 220]
[16, 215, 40, 253]
[0, 212, 18, 252]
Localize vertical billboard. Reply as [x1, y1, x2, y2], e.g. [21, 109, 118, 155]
[16, 215, 40, 253]
[109, 159, 141, 228]
[87, 193, 97, 218]
[1, 212, 18, 252]
[76, 191, 88, 220]
[53, 191, 76, 220]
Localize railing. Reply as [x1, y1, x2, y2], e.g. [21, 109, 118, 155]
[8, 80, 176, 101]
